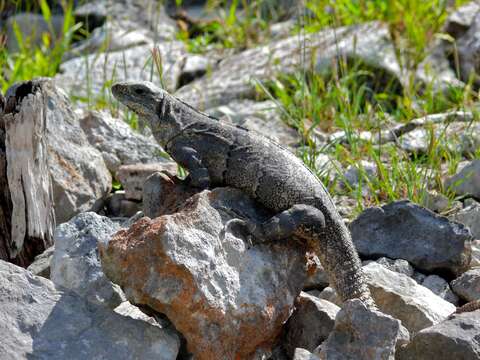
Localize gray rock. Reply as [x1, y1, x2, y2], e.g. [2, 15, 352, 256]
[64, 23, 151, 61]
[456, 12, 480, 86]
[304, 261, 329, 290]
[350, 200, 472, 276]
[319, 299, 409, 360]
[99, 186, 309, 359]
[179, 54, 217, 87]
[451, 268, 480, 302]
[284, 292, 339, 357]
[397, 310, 480, 360]
[398, 121, 480, 155]
[270, 19, 297, 40]
[444, 1, 480, 38]
[422, 190, 450, 213]
[421, 275, 459, 305]
[50, 212, 125, 308]
[445, 160, 480, 199]
[293, 348, 320, 360]
[46, 80, 112, 224]
[364, 257, 415, 278]
[364, 262, 456, 333]
[5, 13, 64, 53]
[206, 100, 301, 148]
[56, 42, 186, 100]
[27, 246, 54, 279]
[79, 110, 169, 173]
[342, 161, 377, 192]
[450, 203, 480, 239]
[317, 287, 342, 307]
[0, 260, 180, 360]
[117, 162, 177, 201]
[415, 41, 465, 92]
[66, 0, 177, 60]
[176, 22, 403, 110]
[471, 240, 480, 268]
[105, 191, 141, 218]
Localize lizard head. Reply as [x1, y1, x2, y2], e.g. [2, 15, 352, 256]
[111, 81, 164, 118]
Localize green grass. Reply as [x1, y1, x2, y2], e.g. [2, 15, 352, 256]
[0, 0, 81, 92]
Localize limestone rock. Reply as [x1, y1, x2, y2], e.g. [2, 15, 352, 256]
[0, 260, 180, 360]
[99, 186, 309, 360]
[350, 200, 472, 276]
[175, 22, 403, 110]
[343, 160, 377, 190]
[444, 1, 480, 38]
[304, 261, 329, 290]
[420, 275, 459, 305]
[398, 121, 480, 155]
[142, 171, 199, 219]
[363, 262, 456, 333]
[284, 292, 339, 357]
[79, 110, 170, 173]
[105, 191, 141, 218]
[66, 0, 177, 59]
[116, 162, 177, 201]
[26, 246, 54, 279]
[397, 310, 480, 360]
[293, 348, 320, 360]
[51, 212, 125, 308]
[366, 257, 414, 278]
[445, 160, 480, 199]
[422, 190, 450, 213]
[451, 268, 480, 302]
[450, 203, 480, 239]
[43, 80, 111, 224]
[319, 299, 409, 360]
[206, 100, 301, 148]
[317, 287, 342, 307]
[56, 42, 186, 100]
[5, 13, 64, 53]
[471, 240, 480, 268]
[455, 12, 480, 87]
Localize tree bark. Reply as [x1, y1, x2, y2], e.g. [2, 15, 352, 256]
[0, 79, 55, 267]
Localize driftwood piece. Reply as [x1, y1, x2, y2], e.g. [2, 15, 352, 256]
[0, 80, 55, 266]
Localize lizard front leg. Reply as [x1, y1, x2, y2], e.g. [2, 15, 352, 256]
[227, 204, 326, 244]
[169, 143, 210, 189]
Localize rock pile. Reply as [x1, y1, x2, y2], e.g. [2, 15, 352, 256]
[1, 0, 480, 359]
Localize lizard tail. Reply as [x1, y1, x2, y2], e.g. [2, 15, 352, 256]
[311, 221, 377, 310]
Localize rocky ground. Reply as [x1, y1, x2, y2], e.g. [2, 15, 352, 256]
[1, 0, 480, 359]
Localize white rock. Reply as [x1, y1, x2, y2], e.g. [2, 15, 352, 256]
[0, 260, 180, 360]
[80, 110, 171, 173]
[319, 299, 409, 360]
[51, 212, 125, 308]
[364, 262, 456, 332]
[445, 160, 480, 199]
[451, 268, 480, 302]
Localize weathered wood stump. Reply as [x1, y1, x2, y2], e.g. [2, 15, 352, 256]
[0, 79, 55, 267]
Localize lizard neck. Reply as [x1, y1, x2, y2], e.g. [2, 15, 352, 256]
[147, 94, 211, 147]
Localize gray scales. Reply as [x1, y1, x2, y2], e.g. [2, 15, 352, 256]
[112, 81, 376, 308]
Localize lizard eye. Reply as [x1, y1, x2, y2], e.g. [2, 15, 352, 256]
[134, 88, 145, 95]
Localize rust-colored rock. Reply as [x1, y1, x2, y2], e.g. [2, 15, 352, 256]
[99, 186, 309, 359]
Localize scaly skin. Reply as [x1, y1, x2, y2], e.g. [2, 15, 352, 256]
[112, 81, 376, 309]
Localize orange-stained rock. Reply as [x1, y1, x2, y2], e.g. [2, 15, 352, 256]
[99, 186, 310, 360]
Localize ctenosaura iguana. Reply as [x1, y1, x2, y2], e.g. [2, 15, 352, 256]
[112, 81, 376, 308]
